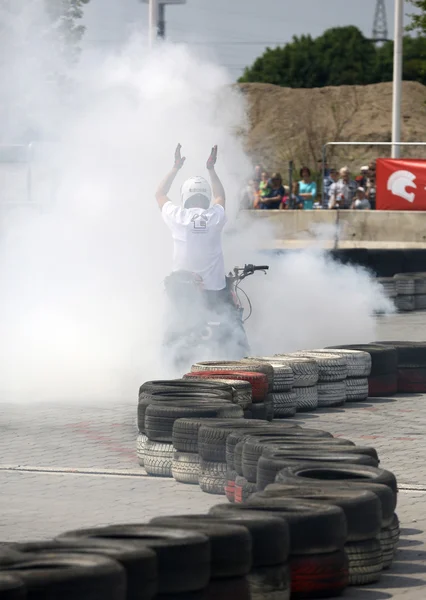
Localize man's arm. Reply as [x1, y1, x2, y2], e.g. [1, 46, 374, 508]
[206, 145, 225, 208]
[155, 144, 186, 210]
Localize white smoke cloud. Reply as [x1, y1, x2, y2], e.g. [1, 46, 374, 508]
[0, 2, 393, 400]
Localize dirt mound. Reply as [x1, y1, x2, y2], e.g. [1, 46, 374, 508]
[237, 81, 426, 172]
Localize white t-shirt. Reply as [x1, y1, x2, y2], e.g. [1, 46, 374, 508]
[162, 201, 227, 291]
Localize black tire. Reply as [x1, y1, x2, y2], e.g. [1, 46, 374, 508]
[149, 516, 251, 579]
[137, 390, 233, 433]
[145, 402, 243, 442]
[198, 420, 268, 462]
[243, 358, 294, 392]
[346, 378, 369, 402]
[58, 526, 210, 594]
[273, 356, 319, 387]
[225, 425, 298, 470]
[213, 497, 347, 555]
[377, 277, 397, 298]
[262, 443, 379, 463]
[182, 378, 252, 409]
[0, 575, 26, 599]
[0, 553, 126, 600]
[139, 379, 234, 400]
[326, 344, 397, 376]
[394, 274, 415, 295]
[13, 540, 157, 600]
[275, 462, 397, 496]
[256, 453, 378, 491]
[379, 526, 395, 569]
[270, 391, 297, 417]
[207, 511, 290, 567]
[246, 400, 273, 421]
[395, 294, 415, 312]
[199, 460, 227, 495]
[294, 386, 318, 411]
[292, 352, 348, 382]
[248, 564, 291, 600]
[262, 485, 381, 542]
[368, 372, 398, 397]
[191, 360, 275, 391]
[345, 538, 383, 585]
[136, 433, 147, 467]
[240, 430, 336, 483]
[234, 475, 257, 503]
[172, 418, 245, 453]
[374, 341, 426, 367]
[316, 381, 346, 407]
[415, 294, 426, 310]
[144, 440, 175, 477]
[172, 452, 200, 484]
[289, 549, 349, 599]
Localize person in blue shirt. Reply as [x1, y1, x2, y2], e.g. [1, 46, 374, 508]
[298, 167, 317, 210]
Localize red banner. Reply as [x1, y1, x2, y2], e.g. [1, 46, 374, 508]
[376, 158, 426, 210]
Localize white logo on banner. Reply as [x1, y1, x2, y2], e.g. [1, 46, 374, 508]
[387, 170, 417, 203]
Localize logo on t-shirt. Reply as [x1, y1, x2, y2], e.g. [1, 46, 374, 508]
[191, 213, 208, 233]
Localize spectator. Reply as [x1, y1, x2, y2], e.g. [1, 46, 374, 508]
[366, 164, 376, 210]
[253, 165, 262, 185]
[328, 166, 357, 209]
[240, 179, 258, 209]
[282, 181, 304, 209]
[258, 172, 285, 209]
[317, 158, 330, 204]
[351, 187, 371, 210]
[259, 171, 271, 199]
[358, 166, 369, 188]
[323, 167, 338, 208]
[298, 166, 317, 210]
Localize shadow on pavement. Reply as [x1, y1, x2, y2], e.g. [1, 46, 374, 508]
[400, 528, 423, 536]
[397, 538, 423, 548]
[377, 573, 426, 588]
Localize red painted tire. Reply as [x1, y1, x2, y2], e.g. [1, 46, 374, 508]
[225, 470, 236, 503]
[368, 373, 398, 397]
[290, 550, 349, 599]
[184, 371, 268, 402]
[398, 367, 426, 393]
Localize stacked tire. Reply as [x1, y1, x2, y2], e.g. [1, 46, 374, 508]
[377, 277, 397, 301]
[326, 344, 398, 397]
[290, 351, 348, 408]
[273, 355, 320, 412]
[394, 273, 415, 312]
[317, 348, 371, 402]
[188, 360, 274, 420]
[137, 380, 243, 477]
[243, 357, 296, 417]
[376, 341, 426, 393]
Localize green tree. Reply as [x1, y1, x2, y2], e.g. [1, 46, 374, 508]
[239, 25, 426, 88]
[407, 0, 426, 35]
[375, 35, 426, 85]
[239, 26, 377, 88]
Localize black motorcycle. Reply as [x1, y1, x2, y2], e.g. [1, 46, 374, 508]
[162, 264, 269, 371]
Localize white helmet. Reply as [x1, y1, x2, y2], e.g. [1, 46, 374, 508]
[181, 176, 212, 208]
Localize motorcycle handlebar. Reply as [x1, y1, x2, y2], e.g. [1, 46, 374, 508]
[253, 265, 269, 271]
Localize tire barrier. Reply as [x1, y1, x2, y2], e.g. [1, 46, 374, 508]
[377, 272, 426, 313]
[375, 341, 426, 393]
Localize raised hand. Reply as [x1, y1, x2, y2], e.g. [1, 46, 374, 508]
[174, 144, 186, 170]
[206, 145, 218, 170]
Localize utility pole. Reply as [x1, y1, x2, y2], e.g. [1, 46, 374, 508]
[392, 0, 403, 158]
[142, 0, 186, 46]
[148, 0, 158, 49]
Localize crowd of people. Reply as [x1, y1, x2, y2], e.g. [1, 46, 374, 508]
[241, 160, 377, 210]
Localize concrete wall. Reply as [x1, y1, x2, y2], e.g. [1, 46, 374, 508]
[240, 210, 426, 249]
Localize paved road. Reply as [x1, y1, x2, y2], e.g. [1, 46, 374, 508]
[0, 311, 426, 599]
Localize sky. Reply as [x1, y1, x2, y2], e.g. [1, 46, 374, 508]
[81, 0, 420, 79]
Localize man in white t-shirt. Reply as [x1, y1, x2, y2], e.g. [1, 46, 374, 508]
[156, 144, 227, 296]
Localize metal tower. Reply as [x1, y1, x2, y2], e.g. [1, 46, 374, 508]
[372, 0, 389, 43]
